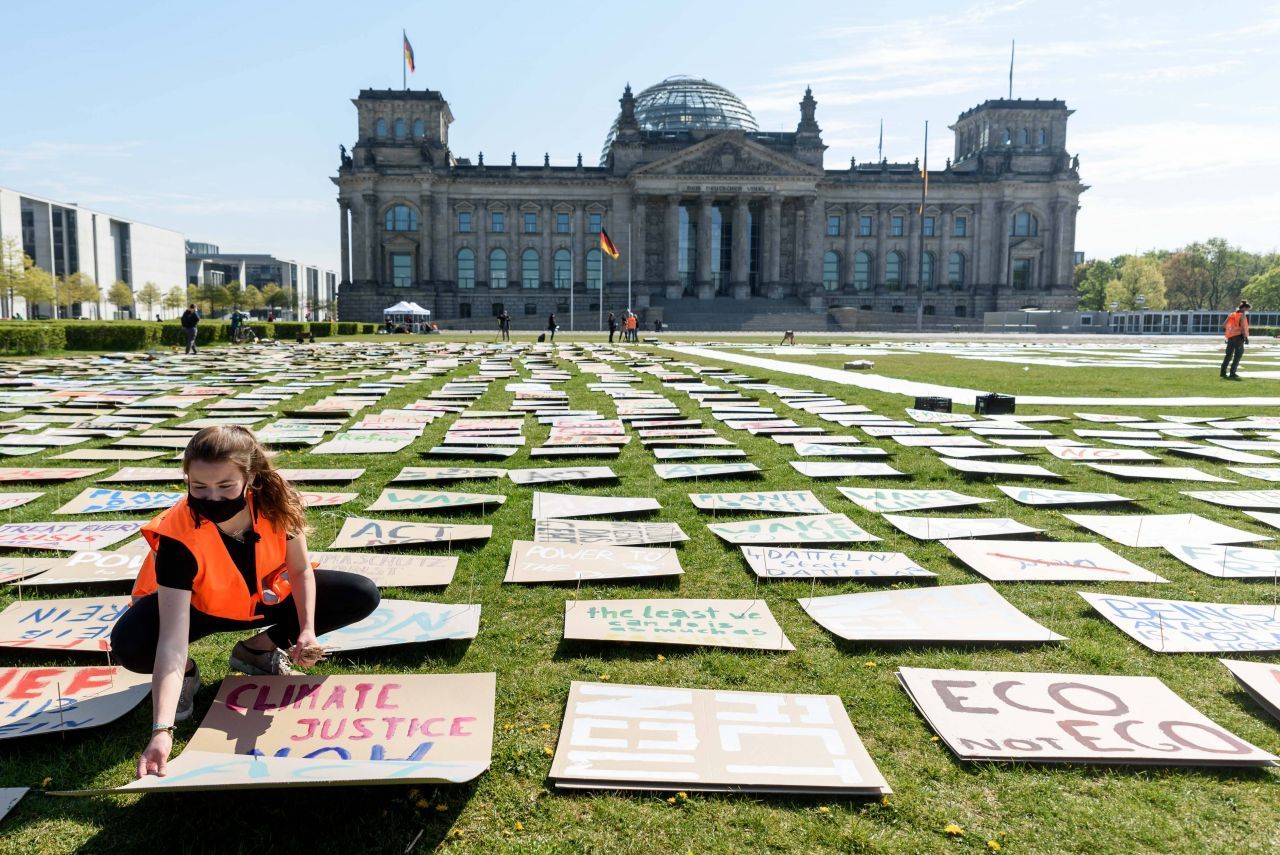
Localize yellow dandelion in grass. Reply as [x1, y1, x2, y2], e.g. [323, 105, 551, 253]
[541, 724, 551, 730]
[667, 796, 678, 805]
[448, 829, 463, 839]
[677, 791, 688, 801]
[514, 821, 524, 832]
[542, 746, 554, 757]
[40, 777, 52, 788]
[944, 823, 964, 837]
[657, 654, 666, 661]
[864, 661, 877, 668]
[503, 723, 513, 731]
[600, 674, 610, 682]
[436, 804, 449, 812]
[930, 736, 941, 742]
[415, 798, 431, 809]
[987, 841, 1002, 852]
[881, 796, 892, 807]
[818, 806, 831, 814]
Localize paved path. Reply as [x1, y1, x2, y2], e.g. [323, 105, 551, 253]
[660, 345, 1280, 407]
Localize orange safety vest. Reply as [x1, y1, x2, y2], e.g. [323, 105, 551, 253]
[131, 492, 292, 622]
[626, 316, 637, 330]
[1225, 312, 1249, 340]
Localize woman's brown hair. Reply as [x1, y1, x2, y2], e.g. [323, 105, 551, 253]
[182, 425, 308, 535]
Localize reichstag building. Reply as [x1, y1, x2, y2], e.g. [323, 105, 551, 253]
[334, 76, 1085, 327]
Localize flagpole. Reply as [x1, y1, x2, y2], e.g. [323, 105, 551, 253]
[403, 30, 406, 90]
[878, 118, 883, 162]
[917, 120, 928, 333]
[627, 221, 632, 318]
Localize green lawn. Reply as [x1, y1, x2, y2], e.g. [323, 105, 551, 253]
[1, 337, 1279, 854]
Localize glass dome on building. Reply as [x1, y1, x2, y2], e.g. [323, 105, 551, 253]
[601, 75, 759, 163]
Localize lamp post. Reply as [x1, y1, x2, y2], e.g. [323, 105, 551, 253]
[1136, 293, 1147, 335]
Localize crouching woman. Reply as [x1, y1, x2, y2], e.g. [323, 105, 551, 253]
[110, 425, 380, 777]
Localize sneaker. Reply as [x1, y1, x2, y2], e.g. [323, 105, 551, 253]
[229, 640, 297, 676]
[1229, 375, 1243, 380]
[175, 661, 200, 722]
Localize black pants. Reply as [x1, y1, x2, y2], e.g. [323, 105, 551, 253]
[111, 570, 380, 674]
[1221, 336, 1245, 376]
[609, 328, 615, 342]
[184, 326, 198, 354]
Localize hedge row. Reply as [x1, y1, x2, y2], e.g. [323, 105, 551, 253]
[0, 324, 67, 355]
[62, 322, 164, 351]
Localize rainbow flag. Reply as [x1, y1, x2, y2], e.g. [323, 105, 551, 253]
[600, 228, 620, 259]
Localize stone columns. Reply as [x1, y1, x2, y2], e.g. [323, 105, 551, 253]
[874, 203, 886, 291]
[664, 195, 681, 299]
[418, 193, 432, 284]
[432, 190, 449, 281]
[362, 193, 378, 284]
[631, 195, 648, 308]
[842, 203, 857, 288]
[695, 195, 713, 299]
[939, 206, 952, 291]
[996, 200, 1012, 290]
[541, 201, 552, 287]
[731, 197, 750, 299]
[573, 204, 585, 285]
[1050, 198, 1067, 287]
[766, 196, 782, 290]
[476, 201, 488, 287]
[338, 201, 351, 284]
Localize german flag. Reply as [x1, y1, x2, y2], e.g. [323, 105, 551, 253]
[600, 227, 620, 259]
[403, 32, 415, 73]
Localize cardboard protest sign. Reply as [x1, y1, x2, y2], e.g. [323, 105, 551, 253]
[653, 463, 762, 480]
[316, 601, 480, 651]
[1163, 544, 1280, 579]
[297, 492, 358, 508]
[1046, 445, 1158, 462]
[837, 488, 991, 514]
[69, 673, 498, 793]
[508, 467, 616, 486]
[708, 513, 878, 545]
[1182, 490, 1280, 510]
[1219, 659, 1280, 723]
[366, 489, 506, 512]
[0, 492, 42, 511]
[531, 492, 660, 520]
[534, 519, 689, 546]
[54, 488, 183, 515]
[327, 518, 491, 549]
[564, 598, 793, 651]
[1080, 592, 1280, 653]
[1064, 513, 1269, 548]
[995, 486, 1132, 507]
[548, 681, 890, 795]
[883, 515, 1041, 541]
[13, 547, 146, 586]
[740, 546, 933, 579]
[0, 666, 150, 739]
[0, 555, 54, 584]
[0, 520, 143, 552]
[0, 468, 102, 482]
[309, 551, 456, 587]
[53, 449, 166, 461]
[1244, 510, 1280, 531]
[0, 596, 130, 652]
[276, 468, 365, 483]
[313, 430, 419, 454]
[1228, 467, 1280, 483]
[793, 444, 887, 458]
[689, 491, 829, 515]
[897, 666, 1276, 767]
[942, 459, 1064, 479]
[789, 462, 907, 479]
[393, 467, 506, 483]
[651, 447, 745, 460]
[943, 540, 1166, 583]
[1084, 464, 1233, 483]
[96, 467, 183, 484]
[801, 583, 1064, 643]
[505, 540, 682, 583]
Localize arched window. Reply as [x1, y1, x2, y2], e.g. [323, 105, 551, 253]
[885, 251, 903, 288]
[822, 251, 840, 291]
[1037, 128, 1047, 145]
[413, 119, 425, 139]
[1009, 212, 1039, 237]
[394, 118, 406, 140]
[374, 118, 387, 139]
[1002, 128, 1011, 145]
[1017, 128, 1029, 146]
[586, 249, 601, 290]
[384, 205, 417, 232]
[920, 252, 935, 290]
[456, 248, 475, 289]
[521, 248, 540, 289]
[854, 251, 872, 290]
[948, 252, 966, 288]
[553, 249, 571, 289]
[489, 248, 507, 289]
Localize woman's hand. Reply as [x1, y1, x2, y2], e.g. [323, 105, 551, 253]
[289, 629, 325, 667]
[138, 731, 173, 778]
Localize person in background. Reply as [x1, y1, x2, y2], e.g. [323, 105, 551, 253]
[499, 309, 511, 342]
[607, 312, 617, 344]
[1221, 300, 1251, 380]
[180, 304, 200, 354]
[110, 425, 379, 778]
[547, 312, 558, 343]
[155, 314, 162, 323]
[229, 308, 243, 343]
[780, 330, 797, 345]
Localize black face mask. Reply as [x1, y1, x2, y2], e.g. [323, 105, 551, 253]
[188, 491, 247, 524]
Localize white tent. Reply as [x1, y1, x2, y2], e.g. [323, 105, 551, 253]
[383, 301, 432, 333]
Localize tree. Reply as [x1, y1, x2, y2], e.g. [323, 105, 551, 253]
[0, 237, 29, 318]
[1073, 258, 1122, 310]
[225, 279, 244, 310]
[107, 281, 135, 318]
[137, 282, 162, 318]
[240, 284, 265, 312]
[198, 282, 230, 316]
[15, 266, 54, 317]
[61, 273, 101, 319]
[1103, 256, 1166, 311]
[260, 282, 283, 313]
[163, 285, 187, 313]
[1241, 265, 1280, 310]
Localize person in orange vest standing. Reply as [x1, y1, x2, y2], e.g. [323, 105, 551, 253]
[111, 425, 380, 777]
[1221, 300, 1251, 379]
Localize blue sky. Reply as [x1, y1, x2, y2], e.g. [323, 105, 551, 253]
[2, 0, 1277, 274]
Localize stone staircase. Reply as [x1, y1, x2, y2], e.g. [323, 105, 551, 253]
[647, 295, 832, 332]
